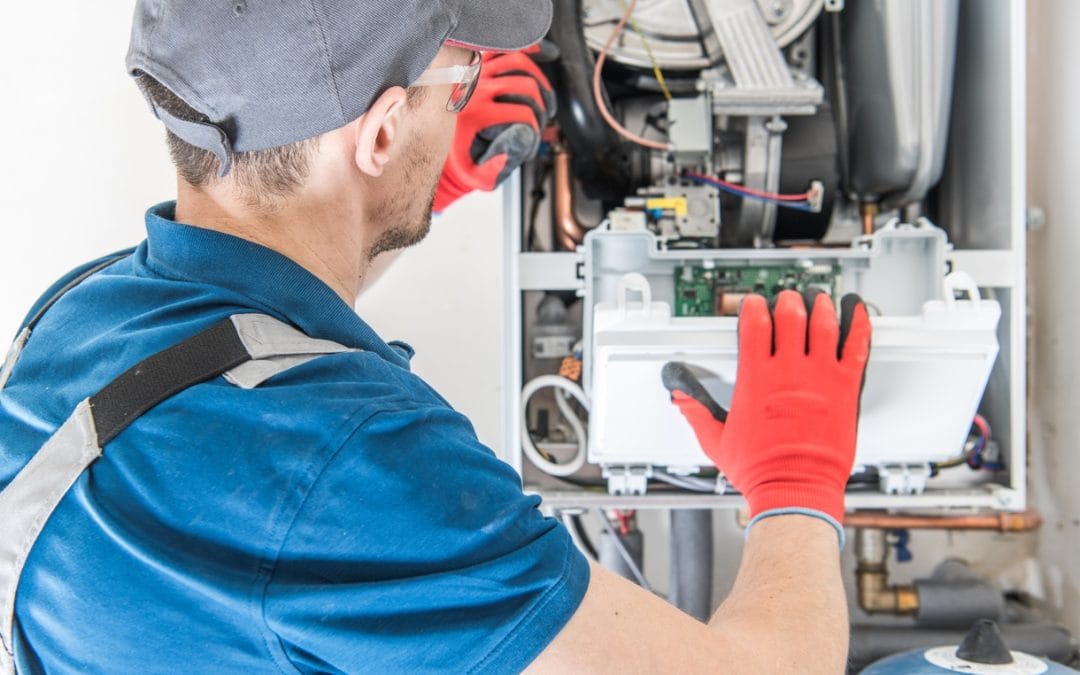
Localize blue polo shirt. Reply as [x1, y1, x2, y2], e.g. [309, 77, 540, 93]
[0, 203, 588, 673]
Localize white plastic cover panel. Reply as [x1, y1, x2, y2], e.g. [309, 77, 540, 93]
[589, 285, 1001, 473]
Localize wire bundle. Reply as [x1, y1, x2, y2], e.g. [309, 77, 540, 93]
[521, 375, 590, 476]
[967, 414, 1004, 471]
[682, 171, 821, 212]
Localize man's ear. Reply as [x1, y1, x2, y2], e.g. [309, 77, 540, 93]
[353, 86, 408, 177]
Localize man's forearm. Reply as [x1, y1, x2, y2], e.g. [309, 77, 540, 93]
[708, 514, 849, 673]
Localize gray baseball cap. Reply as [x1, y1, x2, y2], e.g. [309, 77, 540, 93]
[126, 0, 553, 176]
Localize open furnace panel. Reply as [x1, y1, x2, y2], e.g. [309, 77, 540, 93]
[505, 0, 1027, 513]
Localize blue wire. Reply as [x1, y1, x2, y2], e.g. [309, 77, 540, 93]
[967, 430, 1005, 471]
[682, 174, 818, 213]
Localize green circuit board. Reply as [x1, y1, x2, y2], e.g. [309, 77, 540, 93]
[674, 263, 842, 317]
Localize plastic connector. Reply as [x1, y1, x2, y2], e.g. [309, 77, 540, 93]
[807, 180, 825, 213]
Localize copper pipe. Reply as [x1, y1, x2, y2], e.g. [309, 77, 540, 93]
[846, 509, 1042, 533]
[554, 149, 587, 251]
[861, 202, 879, 236]
[858, 569, 920, 615]
[855, 529, 919, 616]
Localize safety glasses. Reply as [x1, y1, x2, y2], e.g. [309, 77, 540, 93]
[411, 50, 483, 112]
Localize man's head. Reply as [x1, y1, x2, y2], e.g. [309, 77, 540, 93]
[127, 0, 550, 263]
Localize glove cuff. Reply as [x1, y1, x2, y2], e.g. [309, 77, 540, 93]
[747, 508, 846, 548]
[745, 481, 846, 532]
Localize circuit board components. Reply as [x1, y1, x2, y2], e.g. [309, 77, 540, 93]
[674, 262, 842, 316]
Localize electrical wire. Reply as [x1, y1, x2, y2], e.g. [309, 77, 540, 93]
[526, 154, 552, 252]
[521, 375, 590, 477]
[593, 0, 674, 152]
[685, 171, 813, 201]
[968, 414, 1004, 471]
[933, 414, 1003, 473]
[682, 171, 820, 212]
[617, 0, 673, 102]
[596, 509, 653, 592]
[561, 511, 599, 560]
[652, 470, 717, 493]
[932, 450, 970, 471]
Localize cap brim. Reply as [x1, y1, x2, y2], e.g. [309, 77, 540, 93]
[447, 0, 552, 52]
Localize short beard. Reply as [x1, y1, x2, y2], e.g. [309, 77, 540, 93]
[366, 138, 440, 261]
[368, 188, 435, 261]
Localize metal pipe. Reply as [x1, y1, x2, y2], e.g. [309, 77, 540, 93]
[914, 559, 1005, 629]
[861, 202, 878, 236]
[596, 510, 650, 592]
[846, 510, 1043, 532]
[855, 529, 919, 616]
[554, 149, 587, 251]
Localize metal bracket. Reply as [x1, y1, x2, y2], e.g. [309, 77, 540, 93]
[688, 0, 824, 115]
[735, 115, 788, 246]
[990, 486, 1023, 511]
[877, 463, 932, 495]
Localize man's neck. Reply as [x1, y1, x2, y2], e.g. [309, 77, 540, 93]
[174, 181, 367, 305]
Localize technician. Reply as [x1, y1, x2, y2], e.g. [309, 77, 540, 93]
[0, 1, 870, 673]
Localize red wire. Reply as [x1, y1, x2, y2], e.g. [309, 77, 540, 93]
[973, 414, 991, 441]
[592, 0, 673, 151]
[683, 171, 814, 202]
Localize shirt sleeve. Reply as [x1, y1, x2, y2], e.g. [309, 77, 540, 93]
[262, 403, 590, 674]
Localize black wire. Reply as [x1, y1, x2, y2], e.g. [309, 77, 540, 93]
[526, 157, 552, 252]
[825, 11, 854, 199]
[569, 514, 599, 559]
[547, 474, 607, 489]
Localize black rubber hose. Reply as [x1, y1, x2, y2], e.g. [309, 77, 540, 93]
[547, 0, 645, 202]
[568, 513, 598, 560]
[668, 509, 713, 622]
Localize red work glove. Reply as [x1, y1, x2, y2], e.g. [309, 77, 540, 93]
[661, 290, 871, 544]
[433, 49, 556, 213]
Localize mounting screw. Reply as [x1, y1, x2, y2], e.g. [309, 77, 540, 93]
[767, 0, 793, 23]
[1026, 206, 1046, 231]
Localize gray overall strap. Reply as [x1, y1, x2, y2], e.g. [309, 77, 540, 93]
[0, 313, 352, 672]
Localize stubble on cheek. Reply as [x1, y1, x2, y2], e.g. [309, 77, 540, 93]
[366, 137, 440, 261]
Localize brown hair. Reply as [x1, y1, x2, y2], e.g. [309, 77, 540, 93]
[139, 77, 429, 207]
[137, 75, 318, 207]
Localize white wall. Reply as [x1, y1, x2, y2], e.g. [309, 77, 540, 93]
[0, 1, 506, 450]
[1027, 0, 1080, 633]
[357, 195, 506, 451]
[0, 3, 173, 339]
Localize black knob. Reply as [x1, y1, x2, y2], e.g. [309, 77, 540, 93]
[956, 619, 1014, 665]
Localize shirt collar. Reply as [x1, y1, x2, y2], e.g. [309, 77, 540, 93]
[142, 201, 412, 370]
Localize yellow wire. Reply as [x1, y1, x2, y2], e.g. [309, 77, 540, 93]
[616, 0, 673, 101]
